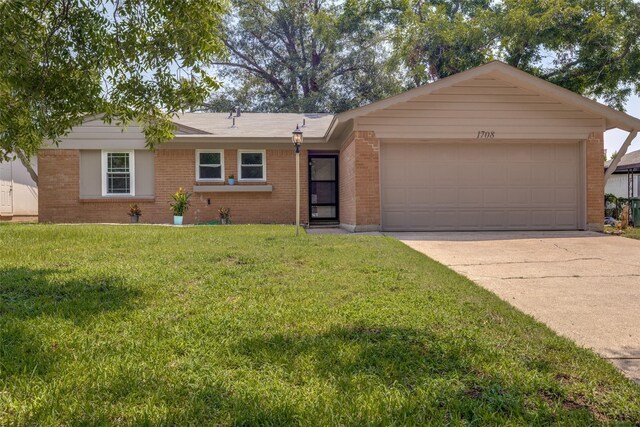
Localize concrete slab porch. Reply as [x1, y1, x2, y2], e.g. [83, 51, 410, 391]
[389, 231, 640, 383]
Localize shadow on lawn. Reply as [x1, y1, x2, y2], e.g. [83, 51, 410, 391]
[222, 325, 603, 424]
[0, 267, 141, 379]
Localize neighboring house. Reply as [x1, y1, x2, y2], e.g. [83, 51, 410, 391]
[38, 61, 640, 231]
[0, 156, 38, 221]
[604, 150, 640, 198]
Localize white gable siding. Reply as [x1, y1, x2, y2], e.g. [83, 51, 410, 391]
[356, 76, 605, 140]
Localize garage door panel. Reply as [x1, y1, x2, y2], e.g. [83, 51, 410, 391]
[483, 188, 508, 205]
[532, 166, 556, 186]
[382, 188, 406, 205]
[381, 141, 580, 230]
[459, 188, 484, 205]
[508, 164, 532, 186]
[507, 144, 533, 162]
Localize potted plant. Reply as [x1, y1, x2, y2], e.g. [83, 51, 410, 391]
[228, 174, 235, 186]
[128, 204, 142, 223]
[170, 188, 191, 225]
[218, 207, 231, 224]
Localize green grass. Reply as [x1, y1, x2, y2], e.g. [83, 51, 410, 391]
[604, 225, 640, 240]
[1, 224, 639, 425]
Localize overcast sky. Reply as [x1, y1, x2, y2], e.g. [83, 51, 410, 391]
[604, 95, 640, 157]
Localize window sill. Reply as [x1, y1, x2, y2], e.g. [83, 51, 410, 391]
[79, 196, 155, 203]
[192, 185, 272, 193]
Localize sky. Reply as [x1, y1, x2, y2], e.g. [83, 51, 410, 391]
[603, 95, 640, 157]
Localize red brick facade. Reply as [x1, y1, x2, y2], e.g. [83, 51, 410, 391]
[339, 131, 381, 231]
[586, 132, 605, 231]
[38, 148, 308, 225]
[39, 131, 605, 231]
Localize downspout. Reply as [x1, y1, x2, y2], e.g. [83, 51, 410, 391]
[604, 129, 638, 184]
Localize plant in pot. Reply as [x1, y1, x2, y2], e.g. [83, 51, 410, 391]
[170, 188, 191, 225]
[128, 204, 142, 223]
[218, 207, 231, 225]
[228, 174, 235, 186]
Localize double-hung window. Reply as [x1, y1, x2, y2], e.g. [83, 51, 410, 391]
[196, 150, 224, 181]
[238, 150, 266, 181]
[102, 151, 134, 196]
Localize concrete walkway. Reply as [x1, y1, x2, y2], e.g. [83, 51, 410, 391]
[389, 231, 640, 383]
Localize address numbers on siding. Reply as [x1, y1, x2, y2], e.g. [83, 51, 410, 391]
[477, 131, 495, 139]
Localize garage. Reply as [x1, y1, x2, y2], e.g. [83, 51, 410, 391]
[380, 141, 582, 231]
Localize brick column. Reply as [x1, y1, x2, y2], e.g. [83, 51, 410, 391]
[339, 131, 381, 232]
[586, 132, 604, 231]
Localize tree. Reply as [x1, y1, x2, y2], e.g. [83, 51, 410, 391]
[610, 150, 618, 161]
[369, 0, 640, 109]
[211, 0, 403, 113]
[0, 0, 227, 181]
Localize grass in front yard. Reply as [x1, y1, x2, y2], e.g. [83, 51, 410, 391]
[604, 225, 640, 240]
[1, 224, 639, 425]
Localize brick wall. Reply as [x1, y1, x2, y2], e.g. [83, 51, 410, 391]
[339, 135, 356, 226]
[339, 131, 381, 231]
[586, 132, 604, 231]
[38, 148, 309, 224]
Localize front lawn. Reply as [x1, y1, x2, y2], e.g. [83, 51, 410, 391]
[1, 224, 639, 425]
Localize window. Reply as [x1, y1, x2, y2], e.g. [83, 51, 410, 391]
[196, 150, 224, 181]
[238, 150, 266, 181]
[102, 151, 135, 196]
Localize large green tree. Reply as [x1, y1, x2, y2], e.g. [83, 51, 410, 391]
[0, 0, 227, 180]
[210, 0, 402, 113]
[372, 0, 640, 108]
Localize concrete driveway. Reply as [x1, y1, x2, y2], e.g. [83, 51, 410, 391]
[389, 231, 640, 383]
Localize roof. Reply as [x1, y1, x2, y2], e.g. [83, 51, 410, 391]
[333, 61, 640, 133]
[172, 112, 333, 139]
[170, 61, 640, 141]
[605, 149, 640, 171]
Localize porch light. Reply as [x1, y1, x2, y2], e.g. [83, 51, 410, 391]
[292, 125, 303, 236]
[292, 125, 303, 153]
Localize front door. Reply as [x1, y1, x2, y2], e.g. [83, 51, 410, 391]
[0, 161, 13, 215]
[309, 155, 338, 223]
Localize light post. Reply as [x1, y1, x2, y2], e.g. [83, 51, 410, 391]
[292, 125, 303, 236]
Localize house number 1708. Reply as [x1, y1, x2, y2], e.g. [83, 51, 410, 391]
[477, 131, 495, 139]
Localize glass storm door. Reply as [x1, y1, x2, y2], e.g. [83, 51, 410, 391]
[309, 155, 338, 222]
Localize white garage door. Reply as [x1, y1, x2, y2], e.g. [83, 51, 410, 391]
[381, 141, 581, 231]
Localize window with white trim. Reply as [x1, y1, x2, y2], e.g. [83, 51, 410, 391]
[196, 150, 224, 181]
[238, 150, 266, 181]
[102, 151, 135, 196]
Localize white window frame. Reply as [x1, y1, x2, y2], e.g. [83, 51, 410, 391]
[237, 150, 267, 182]
[101, 150, 135, 196]
[196, 149, 225, 182]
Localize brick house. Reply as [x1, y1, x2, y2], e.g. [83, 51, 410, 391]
[39, 62, 640, 231]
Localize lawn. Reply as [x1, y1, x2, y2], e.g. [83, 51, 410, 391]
[1, 224, 639, 425]
[604, 225, 640, 240]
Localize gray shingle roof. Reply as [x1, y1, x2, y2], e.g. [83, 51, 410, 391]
[605, 149, 640, 171]
[172, 112, 334, 138]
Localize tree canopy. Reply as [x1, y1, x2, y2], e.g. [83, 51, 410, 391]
[0, 0, 227, 164]
[208, 0, 402, 113]
[215, 0, 640, 113]
[2, 0, 640, 161]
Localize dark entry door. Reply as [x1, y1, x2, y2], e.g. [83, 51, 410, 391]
[309, 155, 338, 222]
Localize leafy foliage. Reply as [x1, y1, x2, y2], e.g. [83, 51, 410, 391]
[0, 0, 227, 159]
[371, 0, 640, 108]
[169, 188, 191, 216]
[210, 0, 640, 113]
[209, 0, 403, 112]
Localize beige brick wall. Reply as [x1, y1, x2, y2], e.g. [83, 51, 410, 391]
[339, 131, 381, 231]
[38, 148, 308, 224]
[586, 132, 604, 231]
